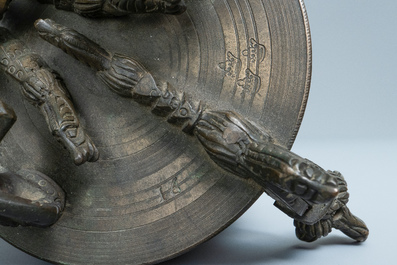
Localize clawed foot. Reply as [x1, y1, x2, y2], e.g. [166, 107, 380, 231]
[283, 166, 339, 205]
[194, 110, 339, 205]
[57, 125, 99, 165]
[294, 205, 369, 243]
[294, 171, 369, 242]
[35, 18, 161, 99]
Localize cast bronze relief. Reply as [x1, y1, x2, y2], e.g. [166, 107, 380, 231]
[0, 0, 368, 264]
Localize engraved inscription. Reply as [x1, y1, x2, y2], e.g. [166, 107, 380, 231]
[159, 177, 182, 202]
[218, 51, 241, 78]
[219, 38, 266, 97]
[242, 38, 266, 64]
[237, 68, 261, 95]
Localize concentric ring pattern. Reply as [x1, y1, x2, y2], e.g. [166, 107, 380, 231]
[0, 0, 311, 264]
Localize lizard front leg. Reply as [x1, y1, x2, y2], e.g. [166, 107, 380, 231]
[194, 110, 369, 242]
[0, 27, 99, 165]
[36, 18, 369, 242]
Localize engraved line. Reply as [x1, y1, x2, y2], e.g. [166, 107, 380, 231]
[209, 1, 227, 99]
[244, 0, 260, 112]
[234, 0, 250, 105]
[188, 4, 205, 92]
[57, 171, 224, 230]
[165, 15, 184, 90]
[82, 159, 205, 213]
[97, 129, 171, 161]
[93, 155, 203, 201]
[260, 0, 273, 122]
[183, 11, 197, 90]
[224, 0, 241, 100]
[108, 164, 207, 212]
[94, 118, 154, 147]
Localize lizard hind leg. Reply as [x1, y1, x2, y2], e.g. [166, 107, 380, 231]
[0, 26, 99, 165]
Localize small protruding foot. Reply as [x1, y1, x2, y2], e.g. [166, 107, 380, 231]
[294, 171, 369, 242]
[0, 167, 65, 227]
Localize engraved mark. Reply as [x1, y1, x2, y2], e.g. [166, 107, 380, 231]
[237, 68, 261, 95]
[219, 38, 266, 97]
[242, 38, 266, 64]
[159, 177, 182, 202]
[219, 51, 241, 78]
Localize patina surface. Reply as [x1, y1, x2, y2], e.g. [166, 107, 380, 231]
[36, 18, 367, 242]
[0, 0, 367, 264]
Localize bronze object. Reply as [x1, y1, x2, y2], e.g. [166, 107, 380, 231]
[0, 101, 65, 228]
[0, 0, 367, 264]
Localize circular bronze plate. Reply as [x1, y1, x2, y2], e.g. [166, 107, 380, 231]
[0, 0, 311, 264]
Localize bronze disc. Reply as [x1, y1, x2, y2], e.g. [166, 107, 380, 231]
[0, 0, 311, 264]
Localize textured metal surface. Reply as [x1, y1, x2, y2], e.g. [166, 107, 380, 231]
[0, 0, 311, 264]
